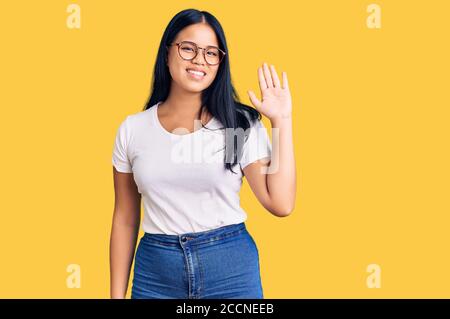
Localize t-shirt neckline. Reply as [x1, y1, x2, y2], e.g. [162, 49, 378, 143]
[153, 101, 215, 138]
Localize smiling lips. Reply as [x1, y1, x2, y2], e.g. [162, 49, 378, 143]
[186, 68, 206, 79]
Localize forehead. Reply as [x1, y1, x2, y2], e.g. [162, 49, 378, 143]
[175, 23, 219, 47]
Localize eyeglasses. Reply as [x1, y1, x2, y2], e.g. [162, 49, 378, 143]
[166, 41, 226, 66]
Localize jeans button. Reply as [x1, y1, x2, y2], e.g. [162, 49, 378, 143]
[181, 237, 187, 242]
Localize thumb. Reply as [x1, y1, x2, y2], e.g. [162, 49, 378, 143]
[247, 90, 262, 110]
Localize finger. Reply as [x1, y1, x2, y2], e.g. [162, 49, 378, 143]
[270, 64, 281, 88]
[258, 67, 268, 91]
[247, 90, 262, 109]
[282, 71, 289, 90]
[262, 62, 274, 88]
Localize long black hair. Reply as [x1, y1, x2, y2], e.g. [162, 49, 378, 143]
[142, 8, 262, 174]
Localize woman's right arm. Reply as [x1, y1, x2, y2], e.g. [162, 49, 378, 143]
[110, 166, 142, 299]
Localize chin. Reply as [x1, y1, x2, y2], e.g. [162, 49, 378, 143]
[184, 81, 210, 92]
[186, 86, 207, 93]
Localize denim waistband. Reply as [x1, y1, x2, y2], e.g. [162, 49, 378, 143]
[142, 222, 247, 246]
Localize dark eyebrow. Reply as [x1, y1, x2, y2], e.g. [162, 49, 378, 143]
[184, 40, 219, 48]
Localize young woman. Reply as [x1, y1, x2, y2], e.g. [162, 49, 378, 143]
[110, 8, 296, 299]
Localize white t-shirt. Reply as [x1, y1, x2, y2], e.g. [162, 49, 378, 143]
[112, 101, 272, 235]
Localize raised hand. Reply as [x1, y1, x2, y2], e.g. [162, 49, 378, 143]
[247, 62, 292, 121]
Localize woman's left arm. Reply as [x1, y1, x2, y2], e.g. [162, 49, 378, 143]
[243, 63, 296, 217]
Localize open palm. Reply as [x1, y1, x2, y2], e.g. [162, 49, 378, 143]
[247, 63, 292, 120]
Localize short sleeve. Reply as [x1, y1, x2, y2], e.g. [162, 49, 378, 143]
[239, 119, 272, 169]
[112, 117, 133, 173]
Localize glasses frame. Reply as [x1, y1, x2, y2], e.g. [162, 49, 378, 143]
[166, 41, 226, 66]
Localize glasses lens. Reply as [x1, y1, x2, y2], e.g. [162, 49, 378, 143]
[205, 47, 222, 65]
[179, 42, 197, 60]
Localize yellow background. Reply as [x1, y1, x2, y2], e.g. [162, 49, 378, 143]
[0, 0, 449, 298]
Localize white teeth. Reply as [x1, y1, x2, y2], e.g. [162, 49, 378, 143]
[187, 69, 205, 76]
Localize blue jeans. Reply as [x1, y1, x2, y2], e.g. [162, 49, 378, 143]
[131, 222, 264, 299]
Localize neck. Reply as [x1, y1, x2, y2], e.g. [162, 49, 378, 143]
[160, 86, 204, 120]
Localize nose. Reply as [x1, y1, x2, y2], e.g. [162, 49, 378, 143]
[192, 48, 207, 65]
